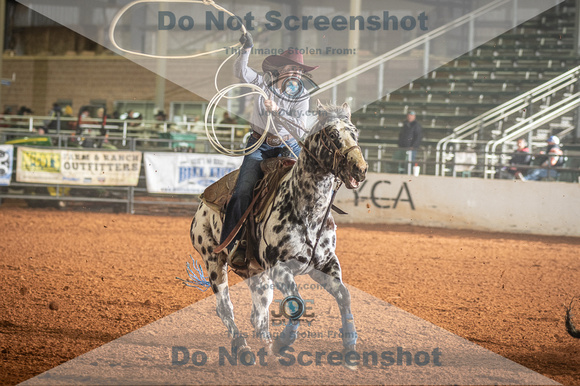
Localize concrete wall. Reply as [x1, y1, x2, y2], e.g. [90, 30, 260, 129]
[335, 173, 580, 237]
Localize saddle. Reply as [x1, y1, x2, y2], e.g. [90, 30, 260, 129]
[200, 157, 297, 268]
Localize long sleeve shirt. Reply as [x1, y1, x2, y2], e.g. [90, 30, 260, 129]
[234, 50, 309, 139]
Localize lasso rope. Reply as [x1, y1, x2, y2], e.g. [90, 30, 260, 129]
[176, 256, 212, 291]
[109, 0, 298, 158]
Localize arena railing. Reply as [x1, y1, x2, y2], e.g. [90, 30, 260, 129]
[484, 93, 580, 178]
[2, 133, 579, 215]
[435, 64, 580, 176]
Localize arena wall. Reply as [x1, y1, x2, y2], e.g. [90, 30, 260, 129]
[335, 173, 580, 237]
[0, 56, 205, 115]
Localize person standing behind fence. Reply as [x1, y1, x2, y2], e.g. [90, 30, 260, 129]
[517, 136, 564, 181]
[398, 111, 423, 162]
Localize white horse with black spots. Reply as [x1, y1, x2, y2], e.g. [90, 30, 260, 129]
[190, 102, 367, 362]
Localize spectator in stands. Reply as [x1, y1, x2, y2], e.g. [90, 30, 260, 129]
[128, 111, 143, 127]
[78, 108, 92, 127]
[154, 110, 169, 130]
[16, 106, 33, 129]
[499, 138, 532, 179]
[218, 111, 237, 131]
[398, 111, 423, 162]
[517, 136, 564, 181]
[0, 107, 13, 128]
[17, 106, 33, 116]
[44, 103, 62, 134]
[154, 110, 167, 122]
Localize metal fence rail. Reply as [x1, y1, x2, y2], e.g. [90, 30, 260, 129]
[436, 65, 580, 176]
[2, 128, 579, 215]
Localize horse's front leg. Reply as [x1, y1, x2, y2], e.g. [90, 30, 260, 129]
[309, 256, 357, 357]
[247, 272, 274, 344]
[268, 264, 303, 355]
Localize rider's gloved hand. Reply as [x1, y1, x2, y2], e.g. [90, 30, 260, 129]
[239, 32, 253, 49]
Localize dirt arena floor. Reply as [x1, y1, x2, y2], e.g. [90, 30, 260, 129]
[1, 204, 579, 385]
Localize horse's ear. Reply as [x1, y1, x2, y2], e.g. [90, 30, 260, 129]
[316, 99, 324, 109]
[342, 102, 351, 119]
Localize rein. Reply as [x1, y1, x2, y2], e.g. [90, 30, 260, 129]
[277, 114, 360, 177]
[276, 114, 357, 259]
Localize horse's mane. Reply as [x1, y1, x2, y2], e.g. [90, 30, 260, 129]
[308, 103, 351, 137]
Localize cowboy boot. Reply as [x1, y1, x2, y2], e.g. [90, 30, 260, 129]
[227, 240, 248, 269]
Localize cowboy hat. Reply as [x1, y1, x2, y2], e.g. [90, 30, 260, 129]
[262, 49, 319, 73]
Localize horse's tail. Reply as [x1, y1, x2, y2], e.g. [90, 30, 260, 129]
[176, 256, 211, 291]
[565, 298, 580, 339]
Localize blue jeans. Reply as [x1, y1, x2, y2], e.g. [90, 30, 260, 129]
[523, 168, 559, 181]
[220, 135, 301, 249]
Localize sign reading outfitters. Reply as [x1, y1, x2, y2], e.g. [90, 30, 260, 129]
[144, 152, 242, 195]
[16, 147, 142, 186]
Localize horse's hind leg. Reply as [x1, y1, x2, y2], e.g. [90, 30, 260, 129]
[191, 207, 248, 353]
[309, 257, 357, 353]
[247, 272, 274, 343]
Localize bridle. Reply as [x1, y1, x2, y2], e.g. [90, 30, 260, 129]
[277, 113, 362, 260]
[278, 114, 361, 179]
[316, 121, 362, 177]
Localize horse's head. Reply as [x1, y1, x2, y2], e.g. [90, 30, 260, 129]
[305, 101, 367, 189]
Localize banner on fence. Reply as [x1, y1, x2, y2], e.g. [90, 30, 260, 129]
[16, 147, 142, 186]
[0, 145, 14, 186]
[144, 152, 242, 194]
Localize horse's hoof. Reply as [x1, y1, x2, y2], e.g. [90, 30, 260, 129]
[231, 335, 248, 353]
[270, 338, 289, 357]
[342, 346, 358, 371]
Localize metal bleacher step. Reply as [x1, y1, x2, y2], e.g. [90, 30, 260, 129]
[355, 1, 578, 145]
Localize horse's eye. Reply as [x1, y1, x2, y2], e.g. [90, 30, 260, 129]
[329, 131, 339, 140]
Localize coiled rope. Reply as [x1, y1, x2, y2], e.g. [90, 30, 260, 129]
[109, 0, 298, 157]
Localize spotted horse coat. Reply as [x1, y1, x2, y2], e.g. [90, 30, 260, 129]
[190, 102, 368, 362]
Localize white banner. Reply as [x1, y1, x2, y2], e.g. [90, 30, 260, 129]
[0, 145, 14, 186]
[144, 153, 242, 195]
[16, 147, 142, 186]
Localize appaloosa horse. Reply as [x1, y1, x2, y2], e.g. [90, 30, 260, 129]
[190, 101, 367, 359]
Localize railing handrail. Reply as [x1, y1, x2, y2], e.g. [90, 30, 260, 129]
[484, 93, 580, 177]
[436, 64, 580, 175]
[313, 0, 514, 97]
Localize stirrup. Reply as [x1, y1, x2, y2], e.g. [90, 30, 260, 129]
[227, 240, 247, 268]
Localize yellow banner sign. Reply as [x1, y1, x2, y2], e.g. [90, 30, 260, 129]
[16, 147, 142, 186]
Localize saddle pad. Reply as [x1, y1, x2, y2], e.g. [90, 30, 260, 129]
[199, 169, 240, 214]
[199, 157, 296, 216]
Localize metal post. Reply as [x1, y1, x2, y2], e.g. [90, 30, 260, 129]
[576, 76, 580, 143]
[513, 0, 518, 31]
[0, 0, 5, 110]
[122, 121, 128, 146]
[468, 15, 475, 52]
[377, 62, 384, 101]
[155, 3, 168, 115]
[576, 0, 580, 55]
[346, 0, 361, 106]
[423, 40, 430, 75]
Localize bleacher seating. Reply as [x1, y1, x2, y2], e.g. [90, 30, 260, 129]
[354, 0, 580, 151]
